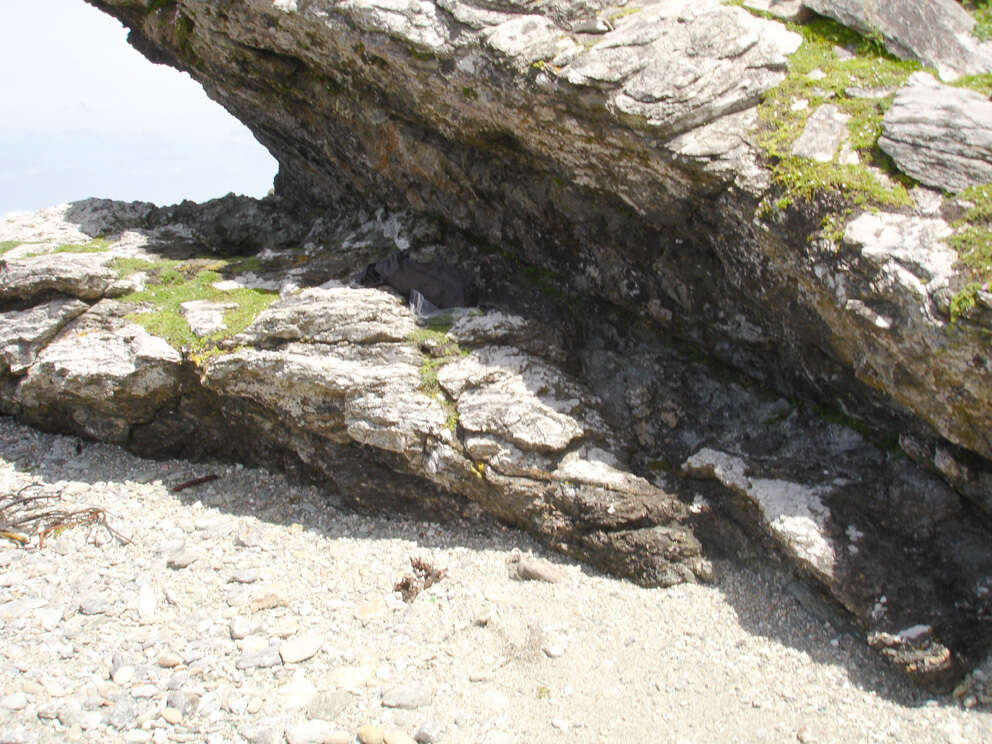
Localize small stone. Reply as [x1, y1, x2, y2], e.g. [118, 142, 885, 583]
[229, 569, 260, 584]
[137, 584, 156, 621]
[354, 597, 387, 622]
[36, 704, 60, 720]
[0, 693, 28, 710]
[250, 593, 288, 613]
[112, 665, 135, 685]
[124, 731, 152, 743]
[280, 634, 323, 664]
[550, 718, 568, 731]
[158, 652, 182, 668]
[382, 684, 432, 710]
[239, 720, 283, 744]
[384, 729, 417, 744]
[20, 680, 42, 696]
[509, 555, 563, 583]
[230, 615, 255, 640]
[78, 598, 111, 615]
[277, 671, 318, 710]
[307, 691, 350, 720]
[796, 725, 817, 743]
[131, 684, 157, 699]
[414, 720, 442, 744]
[357, 724, 385, 744]
[166, 690, 200, 717]
[272, 617, 299, 638]
[235, 647, 282, 670]
[234, 525, 264, 548]
[35, 606, 63, 631]
[166, 550, 200, 569]
[162, 707, 183, 725]
[107, 695, 138, 729]
[542, 641, 566, 658]
[285, 720, 336, 744]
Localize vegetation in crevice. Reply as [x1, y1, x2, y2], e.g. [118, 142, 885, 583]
[0, 241, 21, 255]
[968, 1, 992, 41]
[24, 238, 111, 258]
[408, 317, 466, 433]
[948, 184, 992, 322]
[755, 15, 920, 211]
[112, 257, 278, 352]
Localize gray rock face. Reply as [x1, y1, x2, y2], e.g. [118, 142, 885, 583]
[879, 72, 992, 193]
[0, 299, 89, 375]
[2, 197, 990, 692]
[803, 0, 992, 79]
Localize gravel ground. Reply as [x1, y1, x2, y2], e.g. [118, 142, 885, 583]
[1, 415, 990, 744]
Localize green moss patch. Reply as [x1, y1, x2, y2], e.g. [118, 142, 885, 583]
[970, 1, 992, 41]
[948, 184, 992, 321]
[24, 237, 111, 258]
[113, 257, 278, 352]
[0, 241, 20, 255]
[408, 319, 466, 433]
[756, 16, 920, 209]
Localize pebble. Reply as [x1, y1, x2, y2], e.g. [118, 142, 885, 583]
[285, 719, 336, 744]
[357, 724, 385, 744]
[509, 555, 564, 583]
[0, 693, 27, 711]
[0, 417, 989, 744]
[78, 598, 111, 615]
[166, 550, 200, 569]
[280, 634, 323, 664]
[382, 684, 432, 710]
[383, 729, 418, 744]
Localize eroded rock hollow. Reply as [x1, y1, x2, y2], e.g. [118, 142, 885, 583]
[3, 0, 992, 694]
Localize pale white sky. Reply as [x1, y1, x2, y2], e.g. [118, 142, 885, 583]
[0, 0, 277, 215]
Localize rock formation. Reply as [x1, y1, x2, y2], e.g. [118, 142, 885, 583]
[2, 0, 991, 694]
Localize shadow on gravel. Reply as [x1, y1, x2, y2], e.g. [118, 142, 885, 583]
[0, 416, 967, 715]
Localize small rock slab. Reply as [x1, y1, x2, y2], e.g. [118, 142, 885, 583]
[791, 104, 850, 163]
[744, 0, 810, 22]
[179, 300, 237, 337]
[280, 635, 323, 664]
[880, 72, 992, 192]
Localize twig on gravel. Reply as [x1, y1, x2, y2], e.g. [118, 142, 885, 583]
[0, 483, 131, 548]
[170, 474, 219, 492]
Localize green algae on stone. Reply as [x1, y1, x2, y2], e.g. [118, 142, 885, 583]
[24, 237, 111, 258]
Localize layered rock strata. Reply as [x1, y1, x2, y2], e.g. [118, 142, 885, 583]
[1, 198, 990, 695]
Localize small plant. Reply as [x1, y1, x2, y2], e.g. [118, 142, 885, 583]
[947, 184, 992, 322]
[971, 1, 992, 41]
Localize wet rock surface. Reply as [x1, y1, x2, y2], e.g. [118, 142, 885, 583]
[1, 198, 990, 694]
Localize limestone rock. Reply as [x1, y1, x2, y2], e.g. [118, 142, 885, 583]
[0, 299, 89, 375]
[0, 252, 123, 301]
[791, 104, 850, 163]
[879, 72, 992, 193]
[14, 303, 183, 443]
[803, 0, 992, 79]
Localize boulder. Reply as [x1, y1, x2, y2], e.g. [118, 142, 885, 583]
[879, 72, 992, 193]
[0, 299, 89, 375]
[803, 0, 992, 79]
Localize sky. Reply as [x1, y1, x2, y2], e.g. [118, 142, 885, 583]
[0, 0, 277, 216]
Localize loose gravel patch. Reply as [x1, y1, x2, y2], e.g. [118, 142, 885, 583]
[1, 416, 989, 743]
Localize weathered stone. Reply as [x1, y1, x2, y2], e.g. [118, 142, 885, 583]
[791, 104, 850, 163]
[803, 0, 992, 79]
[0, 299, 89, 375]
[179, 300, 237, 337]
[0, 252, 122, 302]
[745, 0, 811, 22]
[879, 72, 992, 193]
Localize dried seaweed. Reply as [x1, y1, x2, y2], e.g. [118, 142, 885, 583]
[0, 483, 130, 548]
[394, 556, 448, 602]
